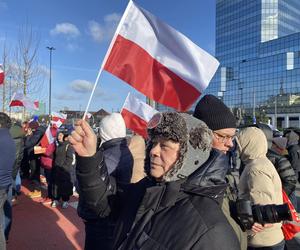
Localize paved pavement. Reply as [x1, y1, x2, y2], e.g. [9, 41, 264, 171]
[6, 180, 300, 250]
[7, 180, 84, 250]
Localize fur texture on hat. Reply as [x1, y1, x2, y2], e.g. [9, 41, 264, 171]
[99, 113, 126, 144]
[146, 112, 213, 182]
[193, 95, 236, 130]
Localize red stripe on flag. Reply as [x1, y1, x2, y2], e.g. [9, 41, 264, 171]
[10, 100, 24, 107]
[104, 35, 201, 111]
[121, 108, 149, 138]
[0, 73, 4, 85]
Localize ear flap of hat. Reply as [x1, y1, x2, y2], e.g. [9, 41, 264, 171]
[165, 114, 212, 182]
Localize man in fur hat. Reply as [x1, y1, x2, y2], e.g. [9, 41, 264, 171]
[70, 112, 239, 250]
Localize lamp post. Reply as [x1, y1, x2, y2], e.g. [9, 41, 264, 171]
[8, 76, 12, 116]
[46, 46, 55, 115]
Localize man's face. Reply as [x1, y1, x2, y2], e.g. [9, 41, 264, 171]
[149, 138, 180, 180]
[212, 128, 236, 154]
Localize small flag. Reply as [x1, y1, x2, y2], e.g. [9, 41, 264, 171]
[40, 125, 56, 148]
[121, 93, 158, 138]
[0, 64, 5, 85]
[51, 112, 67, 128]
[9, 92, 39, 110]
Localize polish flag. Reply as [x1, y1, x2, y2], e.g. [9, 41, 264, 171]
[9, 92, 39, 110]
[40, 125, 57, 148]
[0, 65, 5, 85]
[51, 112, 67, 128]
[121, 93, 158, 138]
[103, 1, 219, 111]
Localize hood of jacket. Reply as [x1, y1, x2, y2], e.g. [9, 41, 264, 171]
[286, 130, 299, 147]
[146, 112, 213, 182]
[9, 124, 24, 139]
[237, 127, 268, 163]
[99, 113, 126, 145]
[181, 149, 229, 200]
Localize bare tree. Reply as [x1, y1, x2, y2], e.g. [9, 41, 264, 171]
[12, 24, 47, 118]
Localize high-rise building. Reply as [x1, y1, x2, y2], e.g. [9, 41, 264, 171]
[207, 0, 300, 128]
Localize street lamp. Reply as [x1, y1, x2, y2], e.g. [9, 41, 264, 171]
[46, 46, 55, 115]
[8, 76, 12, 116]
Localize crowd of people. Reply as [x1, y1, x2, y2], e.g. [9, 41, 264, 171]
[1, 94, 300, 249]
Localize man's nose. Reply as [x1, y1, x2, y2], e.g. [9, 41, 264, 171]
[150, 143, 160, 157]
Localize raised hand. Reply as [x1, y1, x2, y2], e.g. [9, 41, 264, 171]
[69, 119, 97, 157]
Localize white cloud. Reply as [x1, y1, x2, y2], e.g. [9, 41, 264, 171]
[70, 79, 93, 93]
[50, 23, 80, 38]
[0, 1, 7, 11]
[88, 13, 121, 43]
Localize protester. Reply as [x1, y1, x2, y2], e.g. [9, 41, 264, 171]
[237, 127, 284, 250]
[0, 112, 16, 250]
[51, 132, 75, 208]
[78, 113, 134, 250]
[253, 123, 297, 211]
[285, 130, 300, 185]
[193, 94, 247, 249]
[39, 126, 57, 204]
[24, 121, 45, 198]
[9, 120, 24, 203]
[70, 112, 240, 250]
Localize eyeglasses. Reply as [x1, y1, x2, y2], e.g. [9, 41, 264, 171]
[213, 131, 236, 143]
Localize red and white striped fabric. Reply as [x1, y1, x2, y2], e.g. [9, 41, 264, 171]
[103, 1, 219, 111]
[40, 125, 56, 148]
[121, 93, 158, 138]
[0, 64, 4, 85]
[9, 92, 39, 110]
[51, 112, 67, 128]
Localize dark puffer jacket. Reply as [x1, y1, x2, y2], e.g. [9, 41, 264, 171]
[9, 123, 24, 180]
[53, 141, 74, 198]
[101, 137, 133, 183]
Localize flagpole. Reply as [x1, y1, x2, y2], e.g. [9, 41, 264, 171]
[120, 92, 130, 113]
[82, 0, 133, 120]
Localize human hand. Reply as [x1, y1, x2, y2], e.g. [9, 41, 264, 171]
[251, 222, 273, 234]
[69, 119, 97, 157]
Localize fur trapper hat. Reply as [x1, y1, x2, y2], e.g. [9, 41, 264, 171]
[146, 112, 213, 182]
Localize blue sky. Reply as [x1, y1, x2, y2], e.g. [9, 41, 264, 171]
[0, 0, 215, 113]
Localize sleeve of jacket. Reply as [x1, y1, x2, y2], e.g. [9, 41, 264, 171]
[76, 150, 116, 217]
[248, 168, 276, 205]
[275, 156, 297, 196]
[64, 144, 75, 170]
[24, 127, 46, 149]
[192, 223, 240, 250]
[288, 146, 300, 172]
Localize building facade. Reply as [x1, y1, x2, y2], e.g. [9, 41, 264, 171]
[207, 0, 300, 128]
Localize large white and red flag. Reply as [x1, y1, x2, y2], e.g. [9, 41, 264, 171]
[102, 1, 219, 111]
[121, 93, 158, 138]
[0, 64, 5, 85]
[51, 112, 67, 128]
[9, 92, 39, 110]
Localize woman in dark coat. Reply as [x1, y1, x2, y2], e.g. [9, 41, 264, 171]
[52, 132, 75, 208]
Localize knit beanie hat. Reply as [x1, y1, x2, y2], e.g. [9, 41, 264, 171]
[193, 94, 236, 130]
[99, 113, 126, 144]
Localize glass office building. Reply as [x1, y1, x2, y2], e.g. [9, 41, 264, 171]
[207, 0, 300, 128]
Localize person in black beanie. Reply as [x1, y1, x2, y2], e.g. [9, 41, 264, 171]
[193, 95, 248, 250]
[193, 94, 237, 154]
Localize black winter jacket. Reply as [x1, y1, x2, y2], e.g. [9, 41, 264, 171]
[76, 151, 240, 250]
[9, 124, 24, 179]
[24, 126, 46, 161]
[101, 138, 133, 183]
[267, 149, 297, 196]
